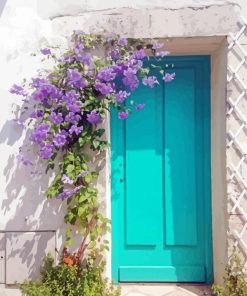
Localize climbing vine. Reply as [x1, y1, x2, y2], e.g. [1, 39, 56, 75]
[10, 32, 175, 265]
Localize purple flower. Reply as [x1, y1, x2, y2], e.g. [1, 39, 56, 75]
[156, 51, 170, 57]
[152, 42, 164, 50]
[116, 90, 130, 103]
[80, 53, 91, 66]
[94, 82, 114, 95]
[65, 112, 81, 124]
[67, 69, 88, 89]
[75, 42, 91, 65]
[142, 76, 159, 88]
[62, 174, 74, 185]
[30, 109, 44, 118]
[31, 78, 47, 88]
[75, 48, 91, 66]
[9, 84, 27, 96]
[108, 48, 120, 60]
[135, 103, 145, 111]
[128, 56, 143, 70]
[67, 101, 82, 113]
[32, 90, 44, 102]
[30, 124, 50, 143]
[62, 90, 80, 104]
[74, 41, 84, 51]
[32, 82, 60, 102]
[40, 48, 51, 55]
[74, 42, 84, 61]
[39, 143, 54, 159]
[53, 131, 67, 147]
[163, 73, 176, 82]
[63, 55, 74, 63]
[123, 68, 139, 91]
[135, 49, 146, 60]
[118, 37, 127, 46]
[69, 125, 84, 135]
[56, 186, 82, 200]
[96, 67, 116, 82]
[112, 62, 126, 75]
[87, 111, 102, 124]
[118, 111, 128, 120]
[56, 189, 74, 201]
[49, 112, 63, 124]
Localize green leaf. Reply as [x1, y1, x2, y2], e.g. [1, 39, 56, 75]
[92, 139, 100, 149]
[94, 128, 105, 138]
[66, 153, 75, 162]
[87, 241, 96, 249]
[84, 174, 92, 183]
[78, 195, 88, 203]
[66, 228, 71, 238]
[66, 164, 75, 174]
[68, 239, 74, 247]
[78, 206, 85, 217]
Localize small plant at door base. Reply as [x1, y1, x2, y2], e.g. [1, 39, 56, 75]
[20, 252, 121, 296]
[10, 32, 175, 284]
[212, 251, 247, 296]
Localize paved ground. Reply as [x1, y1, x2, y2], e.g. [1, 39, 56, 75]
[120, 284, 213, 296]
[0, 286, 22, 296]
[0, 284, 213, 296]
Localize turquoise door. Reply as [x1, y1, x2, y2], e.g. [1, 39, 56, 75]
[111, 56, 212, 283]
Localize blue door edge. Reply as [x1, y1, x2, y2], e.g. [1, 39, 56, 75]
[110, 55, 214, 284]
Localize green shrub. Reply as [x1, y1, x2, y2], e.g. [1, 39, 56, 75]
[20, 282, 51, 296]
[212, 252, 247, 296]
[20, 254, 120, 296]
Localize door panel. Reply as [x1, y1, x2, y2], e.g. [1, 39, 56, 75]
[125, 83, 163, 246]
[164, 68, 197, 246]
[111, 56, 212, 283]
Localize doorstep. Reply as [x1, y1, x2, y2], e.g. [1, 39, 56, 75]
[120, 284, 213, 296]
[0, 284, 213, 296]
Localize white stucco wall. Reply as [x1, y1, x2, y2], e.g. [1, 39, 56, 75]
[0, 0, 247, 287]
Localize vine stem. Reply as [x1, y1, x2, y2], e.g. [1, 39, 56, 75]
[76, 217, 95, 261]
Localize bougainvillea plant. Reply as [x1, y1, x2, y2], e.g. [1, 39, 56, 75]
[10, 32, 175, 265]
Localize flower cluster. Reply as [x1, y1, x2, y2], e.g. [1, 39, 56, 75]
[12, 34, 174, 164]
[10, 33, 175, 260]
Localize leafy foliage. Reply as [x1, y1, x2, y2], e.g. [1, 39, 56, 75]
[10, 33, 174, 263]
[212, 252, 247, 296]
[20, 254, 120, 296]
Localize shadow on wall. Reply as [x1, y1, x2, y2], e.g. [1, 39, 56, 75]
[0, 92, 107, 284]
[0, 113, 69, 283]
[0, 0, 7, 17]
[0, 116, 109, 284]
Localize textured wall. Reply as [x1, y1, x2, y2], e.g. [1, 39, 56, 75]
[226, 17, 247, 266]
[0, 0, 246, 286]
